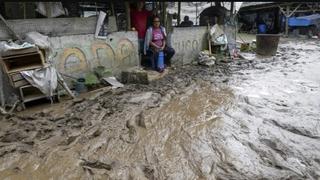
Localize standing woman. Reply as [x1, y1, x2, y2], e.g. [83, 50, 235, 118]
[144, 16, 175, 72]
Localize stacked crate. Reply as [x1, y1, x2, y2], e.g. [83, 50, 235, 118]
[0, 46, 47, 110]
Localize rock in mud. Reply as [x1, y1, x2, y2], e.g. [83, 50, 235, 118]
[80, 159, 114, 170]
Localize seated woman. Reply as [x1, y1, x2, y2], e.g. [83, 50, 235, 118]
[144, 16, 175, 72]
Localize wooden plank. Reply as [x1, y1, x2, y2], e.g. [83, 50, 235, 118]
[125, 2, 131, 30]
[8, 72, 29, 88]
[12, 79, 29, 88]
[0, 46, 38, 57]
[23, 94, 47, 103]
[1, 52, 39, 59]
[0, 17, 98, 40]
[6, 65, 44, 74]
[10, 73, 24, 81]
[0, 13, 22, 41]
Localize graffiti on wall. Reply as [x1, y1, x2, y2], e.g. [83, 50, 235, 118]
[56, 37, 138, 76]
[173, 39, 201, 52]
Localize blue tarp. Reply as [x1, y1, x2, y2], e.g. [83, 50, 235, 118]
[288, 14, 320, 27]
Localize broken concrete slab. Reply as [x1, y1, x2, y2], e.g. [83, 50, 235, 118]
[121, 67, 149, 85]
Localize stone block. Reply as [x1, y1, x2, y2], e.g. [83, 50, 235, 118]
[121, 67, 149, 85]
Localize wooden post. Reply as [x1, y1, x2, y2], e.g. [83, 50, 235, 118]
[110, 2, 115, 16]
[45, 2, 51, 18]
[23, 2, 26, 19]
[285, 5, 290, 37]
[0, 71, 4, 107]
[279, 4, 301, 36]
[208, 23, 212, 55]
[177, 2, 181, 26]
[195, 3, 198, 25]
[164, 2, 167, 26]
[161, 2, 166, 25]
[274, 7, 280, 33]
[125, 2, 131, 31]
[230, 2, 234, 16]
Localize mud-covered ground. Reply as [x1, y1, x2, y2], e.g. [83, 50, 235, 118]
[0, 39, 319, 179]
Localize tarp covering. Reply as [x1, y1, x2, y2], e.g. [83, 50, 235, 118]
[21, 66, 58, 97]
[0, 41, 34, 52]
[210, 24, 227, 45]
[25, 31, 53, 62]
[288, 14, 320, 27]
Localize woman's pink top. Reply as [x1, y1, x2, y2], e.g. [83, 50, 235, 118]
[152, 27, 164, 47]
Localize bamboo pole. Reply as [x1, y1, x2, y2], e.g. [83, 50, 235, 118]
[0, 13, 22, 41]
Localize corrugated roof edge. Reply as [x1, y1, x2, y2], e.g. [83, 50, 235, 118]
[240, 2, 275, 8]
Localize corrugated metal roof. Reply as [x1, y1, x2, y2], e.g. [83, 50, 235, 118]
[240, 2, 275, 8]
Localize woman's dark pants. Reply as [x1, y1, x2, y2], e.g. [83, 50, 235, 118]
[146, 47, 175, 70]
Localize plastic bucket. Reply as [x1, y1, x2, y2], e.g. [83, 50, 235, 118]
[258, 24, 267, 34]
[256, 34, 280, 56]
[75, 78, 87, 93]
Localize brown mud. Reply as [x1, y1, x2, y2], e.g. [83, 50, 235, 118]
[0, 39, 319, 179]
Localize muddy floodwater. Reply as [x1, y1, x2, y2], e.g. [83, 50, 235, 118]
[0, 39, 319, 179]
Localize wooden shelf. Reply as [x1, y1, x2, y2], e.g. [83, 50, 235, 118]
[1, 51, 45, 74]
[19, 85, 60, 110]
[23, 94, 48, 103]
[6, 65, 45, 74]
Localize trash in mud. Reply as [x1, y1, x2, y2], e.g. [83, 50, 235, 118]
[239, 52, 256, 60]
[102, 77, 124, 88]
[198, 50, 216, 67]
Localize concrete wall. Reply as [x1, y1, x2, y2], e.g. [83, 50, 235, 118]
[170, 26, 208, 65]
[49, 32, 139, 80]
[0, 17, 207, 66]
[0, 17, 97, 40]
[49, 26, 207, 79]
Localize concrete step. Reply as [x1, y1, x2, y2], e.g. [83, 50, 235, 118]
[121, 66, 170, 85]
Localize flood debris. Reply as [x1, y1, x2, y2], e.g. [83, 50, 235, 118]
[239, 52, 256, 60]
[198, 50, 216, 67]
[80, 159, 114, 170]
[0, 32, 75, 111]
[103, 77, 124, 89]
